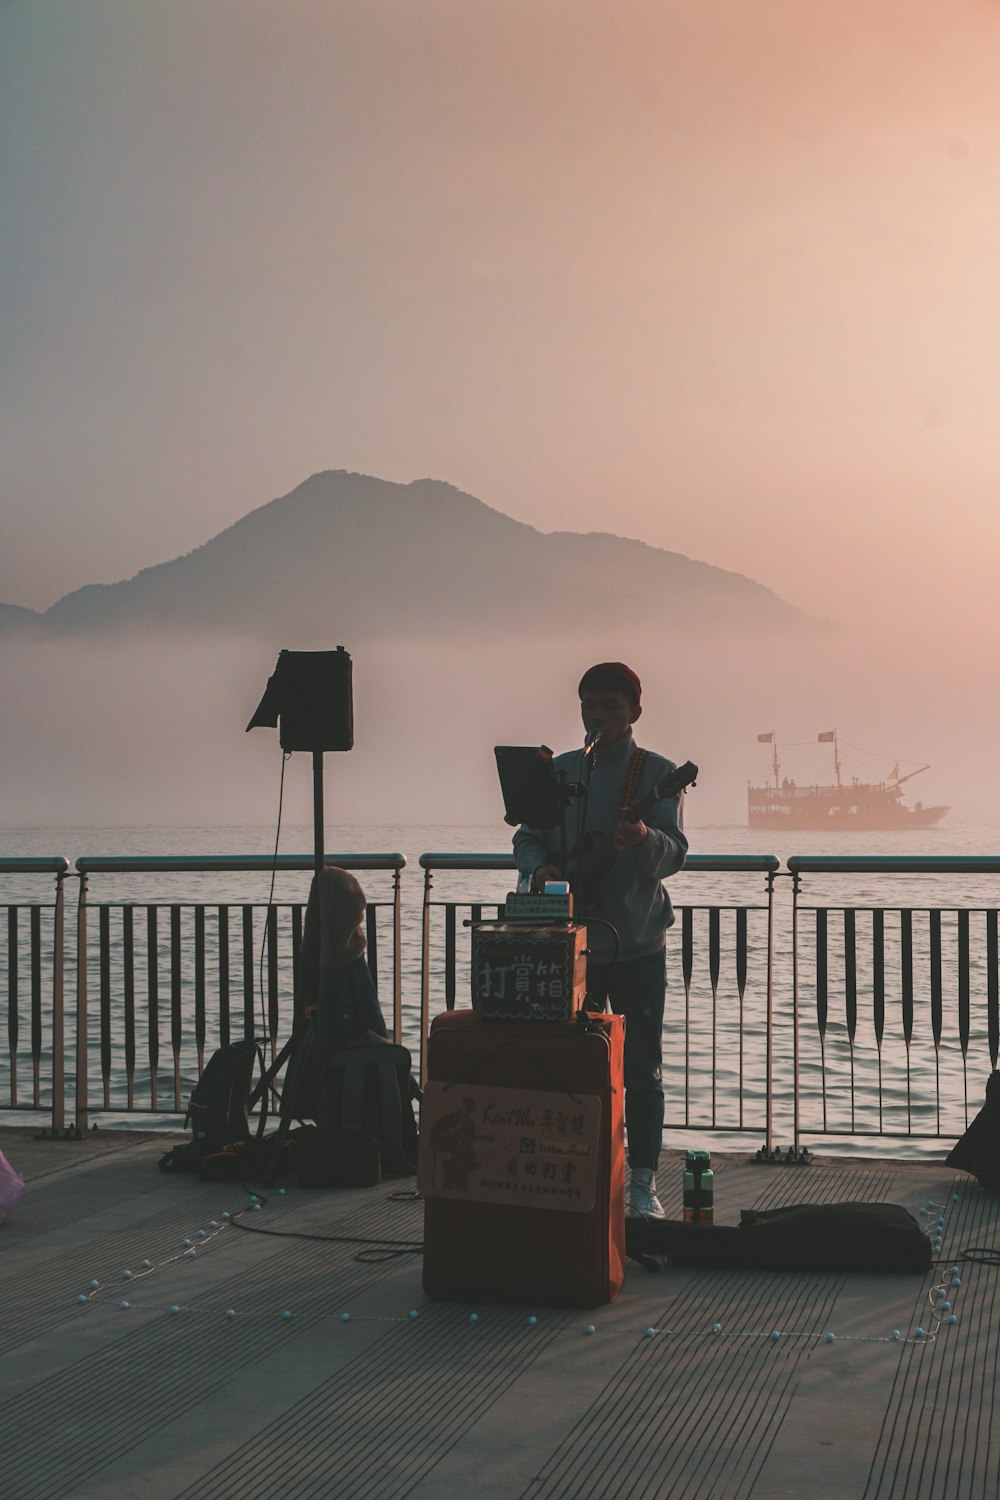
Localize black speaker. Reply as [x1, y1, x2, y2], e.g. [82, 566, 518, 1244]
[246, 648, 354, 752]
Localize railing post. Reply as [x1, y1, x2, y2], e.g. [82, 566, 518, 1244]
[791, 869, 801, 1154]
[773, 870, 779, 1146]
[75, 871, 89, 1133]
[392, 866, 403, 1046]
[419, 866, 433, 1084]
[7, 905, 18, 1110]
[51, 871, 66, 1132]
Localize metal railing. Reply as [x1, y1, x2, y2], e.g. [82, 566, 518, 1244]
[68, 854, 403, 1130]
[418, 853, 513, 1057]
[672, 856, 779, 1144]
[5, 850, 1000, 1152]
[418, 853, 779, 1144]
[0, 859, 69, 1131]
[789, 856, 1000, 1150]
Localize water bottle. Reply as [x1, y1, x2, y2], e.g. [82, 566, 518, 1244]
[683, 1149, 714, 1225]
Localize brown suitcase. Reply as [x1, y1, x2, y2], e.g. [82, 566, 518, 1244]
[420, 1009, 625, 1307]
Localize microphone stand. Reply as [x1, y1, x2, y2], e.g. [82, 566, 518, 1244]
[546, 734, 600, 906]
[557, 770, 570, 885]
[567, 730, 600, 908]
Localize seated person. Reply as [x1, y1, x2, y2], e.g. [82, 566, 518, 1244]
[299, 866, 388, 1048]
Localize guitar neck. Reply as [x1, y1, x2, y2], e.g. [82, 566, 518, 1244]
[630, 784, 660, 823]
[628, 762, 697, 823]
[575, 759, 697, 891]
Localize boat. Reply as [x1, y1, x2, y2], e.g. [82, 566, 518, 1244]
[747, 730, 949, 830]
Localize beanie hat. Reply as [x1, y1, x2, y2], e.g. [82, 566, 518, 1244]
[577, 662, 642, 711]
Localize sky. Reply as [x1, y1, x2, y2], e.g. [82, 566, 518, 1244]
[3, 0, 1000, 827]
[4, 0, 1000, 638]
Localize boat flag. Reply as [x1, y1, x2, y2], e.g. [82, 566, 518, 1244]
[890, 763, 900, 780]
[757, 732, 774, 743]
[817, 731, 835, 742]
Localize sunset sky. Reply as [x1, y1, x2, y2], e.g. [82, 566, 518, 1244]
[4, 0, 1000, 649]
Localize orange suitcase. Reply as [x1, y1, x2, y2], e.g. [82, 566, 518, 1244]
[420, 1009, 625, 1307]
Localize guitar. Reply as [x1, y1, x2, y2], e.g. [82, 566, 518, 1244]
[573, 758, 698, 913]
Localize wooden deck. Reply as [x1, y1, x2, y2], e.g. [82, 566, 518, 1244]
[1, 1126, 997, 1500]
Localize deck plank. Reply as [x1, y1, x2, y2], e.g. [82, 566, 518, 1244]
[1, 1129, 997, 1500]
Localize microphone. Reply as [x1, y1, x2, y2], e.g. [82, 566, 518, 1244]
[583, 726, 602, 756]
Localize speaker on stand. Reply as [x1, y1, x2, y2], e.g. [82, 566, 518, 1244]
[246, 646, 354, 1181]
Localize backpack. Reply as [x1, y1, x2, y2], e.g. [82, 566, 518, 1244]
[312, 1031, 419, 1178]
[296, 1125, 383, 1189]
[160, 1037, 266, 1173]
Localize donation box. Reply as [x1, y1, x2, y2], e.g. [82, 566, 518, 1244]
[471, 922, 587, 1023]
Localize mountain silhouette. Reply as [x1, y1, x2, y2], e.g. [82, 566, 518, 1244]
[6, 471, 812, 641]
[0, 602, 42, 634]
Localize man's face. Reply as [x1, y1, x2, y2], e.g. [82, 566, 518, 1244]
[579, 689, 635, 747]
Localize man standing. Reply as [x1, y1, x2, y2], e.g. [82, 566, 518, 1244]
[512, 662, 688, 1219]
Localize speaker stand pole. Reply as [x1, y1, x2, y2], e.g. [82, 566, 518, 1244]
[312, 750, 324, 874]
[262, 750, 325, 1184]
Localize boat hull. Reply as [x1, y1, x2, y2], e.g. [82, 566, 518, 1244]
[747, 788, 949, 831]
[747, 807, 949, 830]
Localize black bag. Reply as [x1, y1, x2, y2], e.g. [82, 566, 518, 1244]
[160, 1037, 266, 1174]
[297, 1126, 382, 1188]
[196, 1129, 303, 1182]
[313, 1031, 418, 1177]
[628, 1201, 931, 1275]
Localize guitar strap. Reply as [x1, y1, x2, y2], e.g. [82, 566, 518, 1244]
[621, 747, 648, 818]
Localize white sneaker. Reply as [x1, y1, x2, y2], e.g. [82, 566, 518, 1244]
[626, 1167, 665, 1219]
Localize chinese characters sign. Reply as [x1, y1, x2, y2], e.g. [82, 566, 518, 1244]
[418, 1081, 602, 1213]
[471, 924, 586, 1022]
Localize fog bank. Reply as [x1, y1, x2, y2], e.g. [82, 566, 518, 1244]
[0, 620, 980, 834]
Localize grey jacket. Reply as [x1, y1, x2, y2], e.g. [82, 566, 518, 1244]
[512, 729, 688, 961]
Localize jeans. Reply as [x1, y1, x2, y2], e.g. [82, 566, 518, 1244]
[585, 947, 665, 1170]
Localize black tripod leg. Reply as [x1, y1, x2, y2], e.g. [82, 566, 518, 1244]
[250, 1018, 306, 1113]
[262, 1019, 317, 1186]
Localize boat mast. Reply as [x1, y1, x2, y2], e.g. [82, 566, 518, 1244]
[772, 738, 780, 790]
[817, 728, 841, 788]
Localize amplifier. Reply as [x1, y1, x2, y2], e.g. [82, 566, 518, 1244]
[471, 922, 587, 1023]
